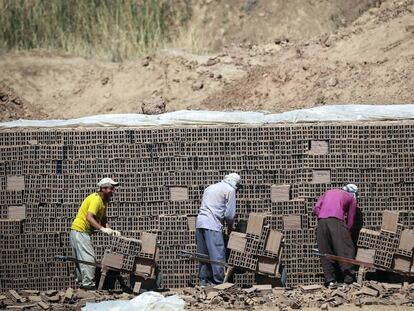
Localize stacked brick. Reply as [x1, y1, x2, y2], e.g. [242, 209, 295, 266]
[0, 121, 413, 290]
[356, 211, 414, 273]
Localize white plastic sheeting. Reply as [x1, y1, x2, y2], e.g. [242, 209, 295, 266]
[1, 105, 414, 128]
[82, 291, 185, 311]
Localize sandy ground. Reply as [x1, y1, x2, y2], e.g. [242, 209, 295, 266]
[0, 0, 413, 121]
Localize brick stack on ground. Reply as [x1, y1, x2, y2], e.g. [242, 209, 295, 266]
[0, 121, 414, 290]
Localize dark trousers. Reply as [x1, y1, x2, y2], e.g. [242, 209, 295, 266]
[316, 218, 355, 283]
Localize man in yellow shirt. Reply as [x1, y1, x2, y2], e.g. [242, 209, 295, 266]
[70, 177, 121, 289]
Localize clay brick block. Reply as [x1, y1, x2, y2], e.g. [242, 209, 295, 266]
[381, 211, 399, 233]
[393, 255, 412, 272]
[8, 205, 26, 219]
[265, 230, 282, 254]
[101, 252, 124, 269]
[283, 215, 301, 230]
[170, 187, 188, 201]
[310, 140, 329, 154]
[270, 185, 291, 202]
[356, 248, 376, 264]
[227, 232, 247, 252]
[257, 256, 278, 275]
[399, 229, 414, 251]
[135, 258, 154, 276]
[133, 282, 142, 294]
[246, 213, 266, 236]
[141, 232, 157, 255]
[312, 170, 331, 183]
[6, 175, 25, 191]
[187, 215, 197, 231]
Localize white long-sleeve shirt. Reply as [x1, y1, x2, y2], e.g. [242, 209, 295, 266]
[196, 181, 236, 232]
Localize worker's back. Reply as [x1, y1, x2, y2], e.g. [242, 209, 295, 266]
[314, 189, 355, 221]
[196, 181, 235, 231]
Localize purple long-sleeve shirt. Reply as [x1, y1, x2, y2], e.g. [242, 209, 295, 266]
[313, 189, 357, 230]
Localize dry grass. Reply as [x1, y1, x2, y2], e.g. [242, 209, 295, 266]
[0, 0, 191, 61]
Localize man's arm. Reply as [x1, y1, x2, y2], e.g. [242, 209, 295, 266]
[313, 193, 325, 217]
[86, 212, 103, 230]
[225, 190, 236, 233]
[346, 198, 357, 231]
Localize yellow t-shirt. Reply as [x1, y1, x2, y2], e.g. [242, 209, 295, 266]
[71, 193, 106, 234]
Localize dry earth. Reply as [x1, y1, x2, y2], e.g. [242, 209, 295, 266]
[0, 0, 413, 120]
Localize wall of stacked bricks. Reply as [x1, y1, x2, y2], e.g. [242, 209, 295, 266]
[0, 121, 414, 290]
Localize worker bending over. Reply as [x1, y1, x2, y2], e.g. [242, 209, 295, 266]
[196, 173, 241, 286]
[70, 178, 121, 289]
[313, 183, 358, 286]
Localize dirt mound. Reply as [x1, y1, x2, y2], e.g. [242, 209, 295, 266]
[0, 0, 413, 120]
[0, 84, 44, 121]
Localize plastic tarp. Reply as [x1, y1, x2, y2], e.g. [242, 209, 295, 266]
[1, 104, 414, 128]
[82, 291, 185, 311]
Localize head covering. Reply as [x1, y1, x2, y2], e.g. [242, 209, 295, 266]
[97, 177, 119, 188]
[343, 183, 358, 197]
[223, 173, 241, 189]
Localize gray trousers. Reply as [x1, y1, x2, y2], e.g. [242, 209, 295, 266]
[70, 230, 96, 287]
[196, 228, 225, 285]
[316, 218, 355, 283]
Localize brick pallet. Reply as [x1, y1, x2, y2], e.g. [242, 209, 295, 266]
[0, 121, 414, 290]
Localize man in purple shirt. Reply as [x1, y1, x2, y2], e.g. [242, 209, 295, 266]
[313, 184, 358, 285]
[196, 173, 241, 286]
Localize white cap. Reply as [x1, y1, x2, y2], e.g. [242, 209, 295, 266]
[223, 173, 241, 189]
[97, 177, 119, 188]
[343, 183, 358, 194]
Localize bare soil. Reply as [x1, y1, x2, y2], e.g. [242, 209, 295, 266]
[0, 0, 413, 121]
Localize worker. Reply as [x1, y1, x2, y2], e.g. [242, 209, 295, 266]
[70, 177, 121, 290]
[195, 173, 241, 286]
[313, 183, 358, 286]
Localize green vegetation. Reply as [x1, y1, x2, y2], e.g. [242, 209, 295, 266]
[0, 0, 191, 61]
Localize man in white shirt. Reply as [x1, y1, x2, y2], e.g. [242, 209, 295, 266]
[196, 173, 241, 286]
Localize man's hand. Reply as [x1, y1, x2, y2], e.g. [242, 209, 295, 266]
[100, 227, 121, 236]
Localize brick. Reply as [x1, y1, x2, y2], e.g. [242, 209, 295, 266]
[135, 258, 154, 276]
[133, 282, 142, 294]
[101, 252, 124, 269]
[246, 213, 266, 236]
[381, 211, 400, 233]
[310, 140, 329, 154]
[170, 187, 188, 201]
[393, 255, 412, 272]
[257, 256, 278, 275]
[187, 215, 197, 231]
[270, 184, 291, 202]
[141, 232, 157, 255]
[283, 215, 301, 230]
[7, 205, 26, 220]
[399, 229, 414, 251]
[356, 248, 375, 264]
[312, 170, 331, 183]
[265, 230, 282, 255]
[6, 175, 25, 191]
[227, 232, 247, 252]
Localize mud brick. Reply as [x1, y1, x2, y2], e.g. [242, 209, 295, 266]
[169, 187, 188, 201]
[393, 255, 412, 272]
[101, 252, 124, 269]
[309, 140, 329, 154]
[7, 205, 26, 219]
[270, 184, 291, 202]
[381, 211, 400, 233]
[356, 248, 376, 264]
[399, 229, 414, 251]
[227, 232, 247, 252]
[6, 175, 25, 191]
[246, 213, 266, 236]
[312, 170, 331, 183]
[257, 256, 279, 275]
[264, 230, 282, 256]
[283, 215, 302, 230]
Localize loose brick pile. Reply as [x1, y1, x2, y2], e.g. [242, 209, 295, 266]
[0, 121, 414, 290]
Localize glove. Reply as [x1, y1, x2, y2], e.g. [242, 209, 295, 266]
[100, 227, 121, 236]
